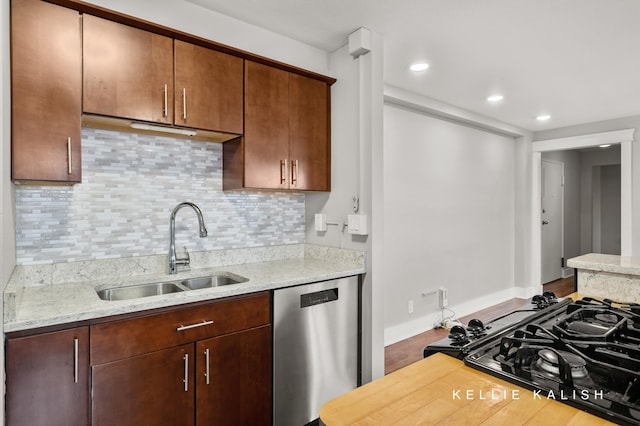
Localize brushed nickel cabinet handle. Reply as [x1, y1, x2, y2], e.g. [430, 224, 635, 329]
[280, 159, 288, 185]
[73, 338, 79, 383]
[204, 348, 210, 385]
[163, 84, 168, 118]
[291, 159, 299, 185]
[67, 137, 72, 175]
[176, 320, 214, 331]
[182, 88, 187, 120]
[183, 353, 189, 392]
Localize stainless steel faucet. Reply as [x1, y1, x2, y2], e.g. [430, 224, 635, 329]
[169, 202, 208, 274]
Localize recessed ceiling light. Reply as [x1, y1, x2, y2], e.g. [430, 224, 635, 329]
[410, 62, 429, 72]
[599, 144, 612, 148]
[536, 114, 551, 121]
[487, 94, 504, 103]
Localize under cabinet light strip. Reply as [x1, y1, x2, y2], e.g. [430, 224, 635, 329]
[130, 122, 198, 137]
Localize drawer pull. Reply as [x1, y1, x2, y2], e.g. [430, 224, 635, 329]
[183, 353, 189, 392]
[291, 159, 299, 185]
[73, 338, 79, 383]
[182, 88, 187, 120]
[204, 348, 210, 385]
[67, 137, 73, 175]
[280, 159, 287, 185]
[163, 84, 168, 118]
[176, 320, 214, 331]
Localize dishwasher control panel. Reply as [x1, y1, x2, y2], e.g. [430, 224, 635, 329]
[301, 288, 338, 307]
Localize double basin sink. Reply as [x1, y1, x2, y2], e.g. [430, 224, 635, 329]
[97, 272, 249, 301]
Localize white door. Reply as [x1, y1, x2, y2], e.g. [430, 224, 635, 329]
[541, 160, 564, 284]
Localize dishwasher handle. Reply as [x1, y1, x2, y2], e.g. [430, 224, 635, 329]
[300, 288, 339, 308]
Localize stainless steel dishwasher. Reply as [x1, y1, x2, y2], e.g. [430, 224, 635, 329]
[273, 275, 360, 426]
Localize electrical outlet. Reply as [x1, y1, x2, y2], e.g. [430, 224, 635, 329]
[408, 300, 414, 314]
[438, 288, 448, 308]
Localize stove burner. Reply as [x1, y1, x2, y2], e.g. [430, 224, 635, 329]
[594, 313, 620, 324]
[566, 320, 612, 335]
[553, 307, 627, 341]
[536, 349, 589, 380]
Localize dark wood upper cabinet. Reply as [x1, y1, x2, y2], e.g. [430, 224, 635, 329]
[289, 73, 331, 191]
[224, 60, 331, 191]
[11, 0, 333, 187]
[10, 0, 82, 184]
[242, 61, 290, 190]
[6, 327, 89, 426]
[174, 40, 244, 134]
[83, 17, 243, 134]
[83, 14, 174, 125]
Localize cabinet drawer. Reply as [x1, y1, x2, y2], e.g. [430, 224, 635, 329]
[90, 292, 269, 365]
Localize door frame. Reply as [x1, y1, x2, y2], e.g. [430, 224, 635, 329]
[541, 159, 564, 284]
[531, 128, 635, 290]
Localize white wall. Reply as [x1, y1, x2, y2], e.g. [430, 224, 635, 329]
[382, 104, 518, 344]
[306, 33, 386, 382]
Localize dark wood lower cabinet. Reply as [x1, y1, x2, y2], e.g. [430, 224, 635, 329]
[92, 327, 272, 426]
[91, 344, 195, 425]
[6, 295, 271, 426]
[196, 325, 272, 425]
[6, 327, 89, 426]
[89, 294, 272, 425]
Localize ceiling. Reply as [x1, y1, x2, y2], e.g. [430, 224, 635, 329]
[186, 0, 640, 132]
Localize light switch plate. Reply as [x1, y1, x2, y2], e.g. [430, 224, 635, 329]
[314, 213, 327, 232]
[347, 214, 368, 235]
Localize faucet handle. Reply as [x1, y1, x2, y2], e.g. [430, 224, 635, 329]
[176, 246, 190, 266]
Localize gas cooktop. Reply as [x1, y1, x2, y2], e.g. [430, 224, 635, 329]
[423, 291, 569, 359]
[464, 297, 640, 425]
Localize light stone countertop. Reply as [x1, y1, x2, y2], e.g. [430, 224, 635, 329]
[4, 244, 365, 333]
[567, 253, 640, 276]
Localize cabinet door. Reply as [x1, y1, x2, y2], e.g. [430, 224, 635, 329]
[289, 73, 331, 191]
[92, 344, 194, 426]
[83, 15, 174, 124]
[196, 325, 272, 425]
[10, 0, 82, 183]
[174, 40, 243, 133]
[244, 61, 290, 189]
[6, 327, 89, 426]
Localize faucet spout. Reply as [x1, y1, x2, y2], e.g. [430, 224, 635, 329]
[169, 202, 208, 274]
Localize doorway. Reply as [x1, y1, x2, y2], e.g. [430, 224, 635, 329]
[541, 160, 563, 284]
[531, 128, 634, 292]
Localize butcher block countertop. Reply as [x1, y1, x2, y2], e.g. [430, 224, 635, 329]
[320, 353, 614, 425]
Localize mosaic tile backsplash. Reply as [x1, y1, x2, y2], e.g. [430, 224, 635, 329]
[15, 128, 305, 265]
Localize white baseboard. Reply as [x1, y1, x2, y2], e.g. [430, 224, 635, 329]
[383, 285, 539, 347]
[562, 267, 574, 279]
